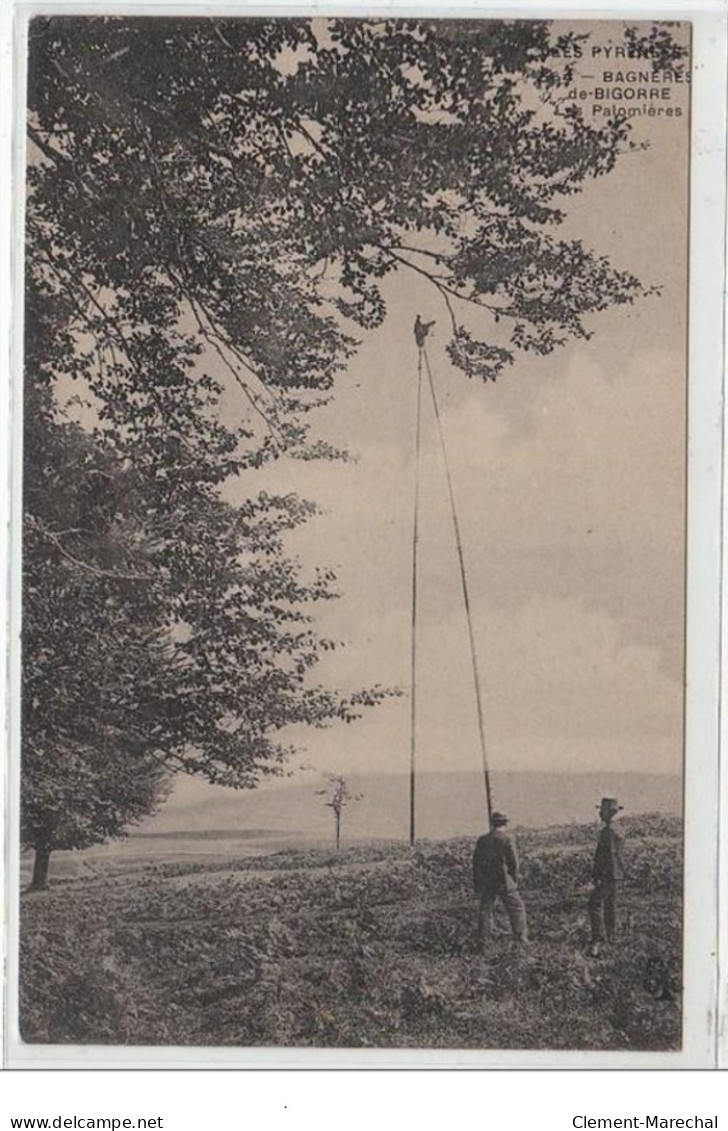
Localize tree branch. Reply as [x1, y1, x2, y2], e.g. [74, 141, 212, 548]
[128, 116, 285, 447]
[379, 245, 513, 327]
[28, 515, 155, 582]
[182, 290, 284, 447]
[27, 125, 67, 167]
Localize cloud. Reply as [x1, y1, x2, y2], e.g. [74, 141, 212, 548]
[424, 345, 685, 677]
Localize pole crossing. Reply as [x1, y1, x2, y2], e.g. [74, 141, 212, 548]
[409, 349, 424, 846]
[421, 347, 494, 825]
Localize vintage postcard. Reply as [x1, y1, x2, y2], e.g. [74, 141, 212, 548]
[5, 5, 725, 1067]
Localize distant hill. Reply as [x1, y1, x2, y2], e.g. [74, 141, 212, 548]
[137, 770, 681, 844]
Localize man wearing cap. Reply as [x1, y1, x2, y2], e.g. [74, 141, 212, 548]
[472, 811, 529, 946]
[588, 797, 625, 957]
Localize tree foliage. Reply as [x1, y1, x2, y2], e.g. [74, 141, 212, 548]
[22, 17, 684, 868]
[23, 341, 172, 883]
[22, 262, 385, 874]
[26, 17, 682, 408]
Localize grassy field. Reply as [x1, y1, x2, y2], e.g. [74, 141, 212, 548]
[19, 814, 682, 1051]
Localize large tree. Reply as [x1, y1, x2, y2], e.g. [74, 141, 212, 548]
[22, 276, 384, 886]
[22, 360, 172, 889]
[23, 17, 683, 877]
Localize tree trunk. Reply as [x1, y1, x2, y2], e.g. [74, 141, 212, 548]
[335, 812, 341, 852]
[28, 846, 52, 891]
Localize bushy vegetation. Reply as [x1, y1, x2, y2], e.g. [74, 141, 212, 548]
[19, 815, 681, 1050]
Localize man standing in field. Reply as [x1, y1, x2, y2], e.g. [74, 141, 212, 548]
[587, 797, 625, 957]
[472, 811, 529, 946]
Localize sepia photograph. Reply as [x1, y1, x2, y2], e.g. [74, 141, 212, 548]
[14, 12, 696, 1058]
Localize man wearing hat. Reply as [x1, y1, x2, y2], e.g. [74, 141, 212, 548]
[472, 811, 529, 946]
[588, 797, 625, 956]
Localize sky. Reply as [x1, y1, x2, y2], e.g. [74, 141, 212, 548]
[86, 21, 693, 823]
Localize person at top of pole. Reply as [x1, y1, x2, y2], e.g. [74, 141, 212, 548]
[414, 314, 435, 349]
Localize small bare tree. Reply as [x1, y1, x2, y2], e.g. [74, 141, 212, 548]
[316, 775, 362, 851]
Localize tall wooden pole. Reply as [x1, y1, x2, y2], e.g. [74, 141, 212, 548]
[422, 348, 493, 826]
[410, 348, 424, 846]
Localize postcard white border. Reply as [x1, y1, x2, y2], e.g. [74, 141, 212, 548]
[3, 0, 726, 1070]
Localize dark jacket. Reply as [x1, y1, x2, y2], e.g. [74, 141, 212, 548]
[414, 317, 434, 347]
[593, 824, 625, 882]
[473, 829, 519, 894]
